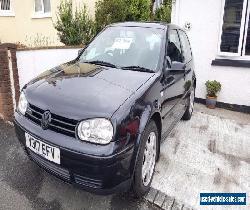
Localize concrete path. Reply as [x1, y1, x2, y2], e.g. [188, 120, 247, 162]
[150, 104, 250, 210]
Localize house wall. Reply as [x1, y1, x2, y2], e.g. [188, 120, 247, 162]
[171, 0, 250, 106]
[0, 0, 96, 46]
[17, 47, 80, 89]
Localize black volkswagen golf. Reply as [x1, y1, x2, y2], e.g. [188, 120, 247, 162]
[14, 22, 196, 197]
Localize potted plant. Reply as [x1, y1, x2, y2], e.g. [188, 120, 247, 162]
[205, 80, 222, 109]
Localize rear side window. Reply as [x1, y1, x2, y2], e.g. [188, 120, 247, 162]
[178, 30, 192, 63]
[167, 30, 183, 63]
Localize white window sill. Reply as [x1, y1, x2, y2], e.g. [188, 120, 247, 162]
[0, 11, 15, 17]
[216, 54, 250, 61]
[32, 13, 52, 19]
[212, 57, 250, 68]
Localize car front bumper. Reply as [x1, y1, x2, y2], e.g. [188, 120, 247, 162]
[14, 112, 136, 195]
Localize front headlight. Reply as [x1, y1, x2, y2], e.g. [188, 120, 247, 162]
[18, 92, 28, 115]
[77, 118, 113, 144]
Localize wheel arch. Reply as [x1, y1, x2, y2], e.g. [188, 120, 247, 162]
[131, 108, 162, 178]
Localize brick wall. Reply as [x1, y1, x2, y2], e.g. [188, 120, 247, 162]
[0, 44, 20, 121]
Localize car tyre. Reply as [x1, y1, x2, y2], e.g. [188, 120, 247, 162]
[132, 120, 159, 197]
[182, 86, 195, 121]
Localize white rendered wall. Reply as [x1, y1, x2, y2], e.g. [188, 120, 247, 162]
[17, 48, 80, 89]
[172, 0, 250, 106]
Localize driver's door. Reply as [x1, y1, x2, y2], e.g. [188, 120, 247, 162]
[161, 29, 186, 135]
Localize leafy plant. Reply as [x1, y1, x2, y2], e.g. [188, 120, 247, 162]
[95, 0, 127, 33]
[205, 80, 222, 97]
[25, 34, 53, 47]
[154, 0, 172, 22]
[54, 0, 95, 45]
[127, 0, 151, 22]
[95, 0, 152, 33]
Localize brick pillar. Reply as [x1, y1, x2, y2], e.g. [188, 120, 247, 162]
[0, 43, 19, 121]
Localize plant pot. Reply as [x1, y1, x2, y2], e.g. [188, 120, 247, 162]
[206, 96, 217, 109]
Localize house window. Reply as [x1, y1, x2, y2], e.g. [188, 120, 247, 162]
[220, 0, 250, 57]
[0, 0, 10, 10]
[34, 0, 51, 18]
[245, 6, 250, 54]
[0, 0, 14, 16]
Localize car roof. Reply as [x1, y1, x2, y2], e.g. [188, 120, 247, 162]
[109, 22, 183, 31]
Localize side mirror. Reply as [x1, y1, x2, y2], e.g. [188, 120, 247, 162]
[169, 61, 185, 73]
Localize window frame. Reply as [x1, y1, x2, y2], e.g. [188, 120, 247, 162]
[242, 0, 250, 56]
[217, 0, 249, 58]
[32, 0, 51, 19]
[178, 29, 193, 63]
[0, 0, 15, 17]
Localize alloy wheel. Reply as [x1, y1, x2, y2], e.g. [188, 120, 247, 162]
[141, 132, 157, 186]
[189, 89, 195, 114]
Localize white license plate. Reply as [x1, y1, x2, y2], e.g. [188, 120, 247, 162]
[25, 133, 60, 164]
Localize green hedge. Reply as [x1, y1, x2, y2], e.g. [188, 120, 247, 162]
[154, 0, 172, 23]
[55, 0, 172, 45]
[95, 0, 152, 33]
[54, 0, 95, 45]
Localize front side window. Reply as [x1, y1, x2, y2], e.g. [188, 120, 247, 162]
[34, 0, 51, 14]
[80, 26, 164, 72]
[167, 30, 183, 63]
[219, 0, 250, 56]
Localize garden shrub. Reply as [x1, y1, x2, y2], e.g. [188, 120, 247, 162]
[95, 0, 127, 33]
[127, 0, 152, 21]
[55, 0, 95, 45]
[95, 0, 152, 32]
[154, 0, 172, 23]
[55, 0, 173, 45]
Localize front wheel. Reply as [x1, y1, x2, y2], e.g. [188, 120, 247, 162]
[132, 121, 158, 197]
[182, 87, 195, 120]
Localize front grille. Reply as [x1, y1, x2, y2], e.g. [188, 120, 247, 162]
[74, 174, 102, 189]
[26, 104, 78, 138]
[28, 150, 71, 181]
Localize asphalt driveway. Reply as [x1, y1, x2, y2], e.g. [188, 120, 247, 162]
[0, 120, 158, 210]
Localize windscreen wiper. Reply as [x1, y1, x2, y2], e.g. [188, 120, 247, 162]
[121, 66, 155, 73]
[84, 60, 117, 68]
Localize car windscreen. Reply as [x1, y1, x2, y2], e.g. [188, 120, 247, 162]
[79, 26, 164, 72]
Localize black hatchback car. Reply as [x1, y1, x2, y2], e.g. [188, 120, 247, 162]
[14, 22, 196, 197]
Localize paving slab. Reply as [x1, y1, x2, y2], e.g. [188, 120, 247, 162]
[171, 200, 183, 210]
[145, 188, 158, 203]
[161, 195, 174, 210]
[182, 206, 192, 210]
[154, 190, 166, 207]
